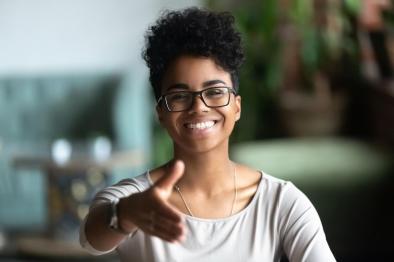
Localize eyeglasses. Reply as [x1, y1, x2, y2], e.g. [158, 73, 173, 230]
[157, 87, 237, 112]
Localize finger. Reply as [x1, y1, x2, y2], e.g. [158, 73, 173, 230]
[140, 209, 186, 239]
[140, 223, 177, 243]
[139, 218, 183, 243]
[156, 200, 184, 223]
[154, 229, 182, 243]
[154, 223, 186, 243]
[131, 202, 181, 229]
[135, 210, 187, 243]
[154, 214, 186, 237]
[155, 160, 185, 191]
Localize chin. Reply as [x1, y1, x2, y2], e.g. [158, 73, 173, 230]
[175, 138, 228, 155]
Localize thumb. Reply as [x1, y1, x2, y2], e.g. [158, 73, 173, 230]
[155, 160, 185, 191]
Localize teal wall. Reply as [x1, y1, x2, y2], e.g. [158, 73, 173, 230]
[0, 72, 152, 230]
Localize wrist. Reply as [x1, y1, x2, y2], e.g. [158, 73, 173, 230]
[109, 198, 131, 235]
[117, 197, 137, 233]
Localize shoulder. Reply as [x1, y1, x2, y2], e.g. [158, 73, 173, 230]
[257, 172, 316, 217]
[119, 163, 168, 187]
[261, 174, 322, 234]
[91, 171, 151, 208]
[235, 163, 309, 206]
[113, 172, 152, 191]
[257, 173, 323, 234]
[236, 162, 296, 197]
[261, 172, 304, 198]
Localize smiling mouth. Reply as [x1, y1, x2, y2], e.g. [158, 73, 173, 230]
[184, 120, 217, 130]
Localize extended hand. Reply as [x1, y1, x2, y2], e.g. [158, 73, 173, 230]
[120, 160, 186, 243]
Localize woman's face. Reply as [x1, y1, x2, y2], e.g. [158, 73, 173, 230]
[156, 55, 241, 154]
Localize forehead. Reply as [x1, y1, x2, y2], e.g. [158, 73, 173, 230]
[161, 55, 232, 93]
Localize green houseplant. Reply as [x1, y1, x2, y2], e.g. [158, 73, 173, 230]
[208, 0, 359, 139]
[276, 0, 356, 136]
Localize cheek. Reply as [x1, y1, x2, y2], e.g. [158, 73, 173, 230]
[220, 110, 237, 131]
[161, 115, 181, 134]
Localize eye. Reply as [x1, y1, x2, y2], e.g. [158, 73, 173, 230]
[167, 92, 190, 102]
[204, 87, 226, 98]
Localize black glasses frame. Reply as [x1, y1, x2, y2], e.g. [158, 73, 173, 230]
[157, 87, 237, 112]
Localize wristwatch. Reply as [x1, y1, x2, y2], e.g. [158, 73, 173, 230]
[109, 198, 130, 235]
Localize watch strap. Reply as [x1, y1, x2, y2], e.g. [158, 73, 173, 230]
[109, 198, 130, 235]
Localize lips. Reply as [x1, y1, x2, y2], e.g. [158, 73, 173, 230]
[184, 120, 217, 130]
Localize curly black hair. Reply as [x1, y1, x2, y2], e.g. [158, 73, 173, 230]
[142, 7, 245, 100]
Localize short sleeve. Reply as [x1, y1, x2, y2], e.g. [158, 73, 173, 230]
[278, 183, 336, 262]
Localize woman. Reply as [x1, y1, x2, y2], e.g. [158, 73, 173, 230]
[80, 7, 336, 262]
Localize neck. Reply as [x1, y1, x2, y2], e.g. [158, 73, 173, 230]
[172, 144, 234, 196]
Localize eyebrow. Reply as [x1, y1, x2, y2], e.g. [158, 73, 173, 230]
[165, 79, 227, 92]
[202, 80, 226, 87]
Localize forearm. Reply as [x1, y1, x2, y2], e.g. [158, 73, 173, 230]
[83, 199, 137, 253]
[81, 165, 186, 253]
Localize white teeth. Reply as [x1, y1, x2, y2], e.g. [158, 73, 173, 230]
[186, 121, 215, 130]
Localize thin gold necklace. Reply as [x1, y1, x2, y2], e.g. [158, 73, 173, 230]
[174, 162, 237, 217]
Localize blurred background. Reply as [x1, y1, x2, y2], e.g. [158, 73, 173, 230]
[0, 0, 393, 261]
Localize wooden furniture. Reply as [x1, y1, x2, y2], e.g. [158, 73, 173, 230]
[5, 149, 144, 260]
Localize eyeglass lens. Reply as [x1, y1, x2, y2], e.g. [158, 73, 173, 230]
[164, 87, 233, 112]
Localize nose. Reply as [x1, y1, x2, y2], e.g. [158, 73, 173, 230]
[188, 93, 209, 113]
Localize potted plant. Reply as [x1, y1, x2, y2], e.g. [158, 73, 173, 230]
[276, 0, 356, 136]
[209, 0, 360, 138]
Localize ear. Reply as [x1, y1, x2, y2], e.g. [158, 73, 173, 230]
[235, 95, 241, 121]
[156, 104, 165, 127]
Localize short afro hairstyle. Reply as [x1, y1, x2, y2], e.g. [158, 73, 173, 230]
[142, 7, 245, 100]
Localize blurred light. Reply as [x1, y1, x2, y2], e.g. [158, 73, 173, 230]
[87, 168, 104, 187]
[71, 180, 88, 201]
[91, 136, 111, 162]
[51, 139, 72, 166]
